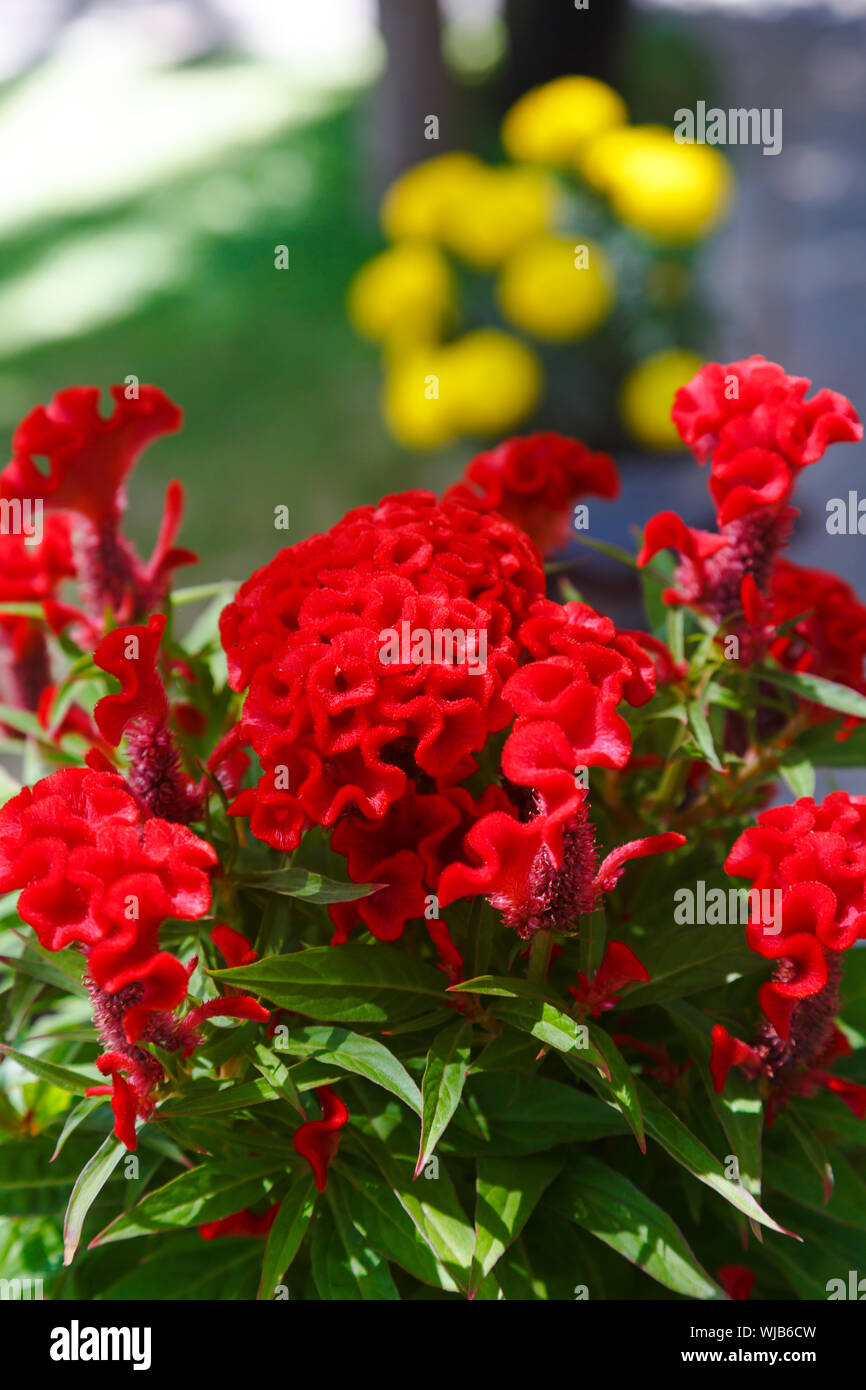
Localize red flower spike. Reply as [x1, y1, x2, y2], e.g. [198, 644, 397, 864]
[292, 1086, 349, 1192]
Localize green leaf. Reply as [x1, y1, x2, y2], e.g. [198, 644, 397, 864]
[417, 1019, 472, 1177]
[313, 1191, 400, 1300]
[471, 1155, 563, 1294]
[331, 1161, 459, 1290]
[665, 1001, 763, 1198]
[622, 925, 764, 1009]
[238, 867, 379, 903]
[567, 1025, 645, 1152]
[687, 699, 724, 771]
[247, 1042, 304, 1117]
[756, 664, 866, 719]
[486, 995, 610, 1076]
[51, 1097, 107, 1161]
[157, 1077, 279, 1117]
[257, 1173, 316, 1299]
[778, 751, 816, 798]
[0, 1043, 97, 1096]
[782, 1112, 834, 1206]
[212, 945, 447, 1025]
[637, 1081, 795, 1237]
[274, 1023, 421, 1114]
[90, 1157, 282, 1246]
[546, 1158, 723, 1300]
[63, 1132, 128, 1264]
[450, 1073, 628, 1155]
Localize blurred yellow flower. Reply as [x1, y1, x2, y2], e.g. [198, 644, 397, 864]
[580, 126, 731, 244]
[381, 152, 484, 242]
[382, 330, 542, 448]
[620, 348, 704, 450]
[444, 329, 542, 435]
[347, 242, 454, 347]
[502, 75, 627, 167]
[382, 348, 455, 450]
[497, 234, 614, 341]
[439, 165, 556, 271]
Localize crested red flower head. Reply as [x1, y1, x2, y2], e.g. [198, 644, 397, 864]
[0, 516, 74, 715]
[0, 765, 267, 1149]
[292, 1086, 349, 1191]
[639, 359, 862, 663]
[710, 792, 866, 1122]
[444, 432, 620, 553]
[221, 489, 546, 851]
[1, 385, 196, 622]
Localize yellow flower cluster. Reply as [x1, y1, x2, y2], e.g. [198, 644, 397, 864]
[347, 75, 729, 449]
[383, 330, 542, 451]
[579, 124, 731, 245]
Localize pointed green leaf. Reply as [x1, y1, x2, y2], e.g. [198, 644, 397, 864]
[417, 1019, 472, 1176]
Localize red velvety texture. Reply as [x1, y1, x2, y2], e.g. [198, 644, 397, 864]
[443, 432, 619, 553]
[220, 490, 546, 849]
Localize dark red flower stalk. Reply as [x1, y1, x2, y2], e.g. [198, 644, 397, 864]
[1, 385, 196, 621]
[292, 1086, 349, 1191]
[94, 613, 202, 823]
[570, 940, 649, 1016]
[710, 792, 866, 1122]
[444, 432, 620, 553]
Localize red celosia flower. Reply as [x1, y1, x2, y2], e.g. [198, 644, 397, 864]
[292, 1086, 349, 1191]
[569, 940, 649, 1015]
[768, 559, 866, 721]
[639, 359, 861, 664]
[0, 765, 266, 1149]
[717, 1265, 755, 1301]
[672, 356, 861, 470]
[221, 490, 545, 850]
[1, 385, 196, 620]
[444, 432, 620, 553]
[94, 614, 201, 823]
[710, 792, 866, 1122]
[211, 924, 258, 969]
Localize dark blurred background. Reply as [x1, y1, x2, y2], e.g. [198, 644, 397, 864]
[0, 0, 863, 613]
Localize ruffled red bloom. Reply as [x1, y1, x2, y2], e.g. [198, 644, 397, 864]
[94, 614, 201, 823]
[717, 1265, 755, 1301]
[672, 356, 861, 471]
[1, 385, 196, 620]
[569, 940, 649, 1015]
[292, 1086, 349, 1191]
[0, 766, 266, 1149]
[639, 359, 862, 665]
[710, 792, 866, 1122]
[221, 490, 545, 850]
[444, 432, 620, 553]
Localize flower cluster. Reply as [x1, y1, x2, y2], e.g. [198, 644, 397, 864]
[220, 489, 544, 851]
[711, 792, 866, 1122]
[348, 75, 731, 451]
[638, 356, 863, 667]
[0, 768, 266, 1148]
